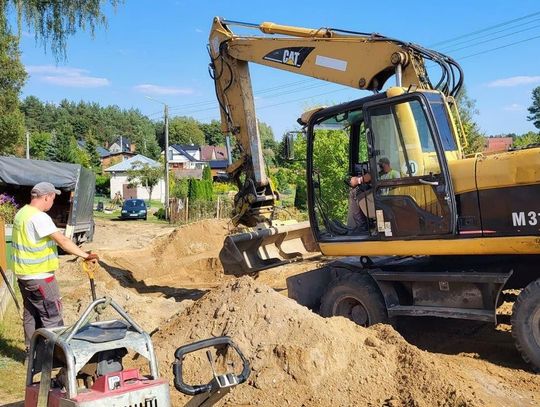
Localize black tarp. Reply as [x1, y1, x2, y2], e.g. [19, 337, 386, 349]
[0, 157, 95, 225]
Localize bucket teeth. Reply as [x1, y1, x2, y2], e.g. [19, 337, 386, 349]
[219, 222, 320, 276]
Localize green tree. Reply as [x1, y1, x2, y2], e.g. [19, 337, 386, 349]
[29, 131, 51, 159]
[126, 162, 163, 202]
[9, 0, 123, 60]
[527, 86, 540, 130]
[20, 95, 45, 132]
[0, 4, 26, 155]
[200, 120, 225, 146]
[168, 116, 205, 146]
[46, 132, 77, 163]
[85, 137, 102, 170]
[513, 131, 540, 148]
[456, 86, 485, 155]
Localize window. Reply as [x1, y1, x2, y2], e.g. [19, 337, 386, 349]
[370, 99, 441, 178]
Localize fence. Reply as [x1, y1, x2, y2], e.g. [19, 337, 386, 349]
[0, 219, 13, 321]
[169, 195, 234, 224]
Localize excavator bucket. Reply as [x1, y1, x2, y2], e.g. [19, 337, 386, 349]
[219, 221, 321, 276]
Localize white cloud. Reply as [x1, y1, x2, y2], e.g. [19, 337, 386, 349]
[195, 28, 203, 33]
[503, 103, 524, 112]
[25, 65, 110, 87]
[487, 76, 540, 88]
[133, 84, 194, 95]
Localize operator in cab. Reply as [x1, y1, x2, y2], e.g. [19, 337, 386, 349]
[347, 157, 400, 232]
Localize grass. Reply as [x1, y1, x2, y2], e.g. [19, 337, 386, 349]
[0, 289, 27, 401]
[93, 198, 169, 225]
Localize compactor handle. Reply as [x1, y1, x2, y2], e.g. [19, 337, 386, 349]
[172, 336, 250, 396]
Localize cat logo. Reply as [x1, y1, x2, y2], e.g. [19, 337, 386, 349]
[283, 50, 300, 66]
[263, 47, 314, 68]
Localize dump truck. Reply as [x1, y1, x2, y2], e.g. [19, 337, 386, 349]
[208, 17, 540, 371]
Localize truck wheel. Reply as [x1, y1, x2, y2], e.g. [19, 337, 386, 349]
[512, 279, 540, 372]
[319, 272, 388, 326]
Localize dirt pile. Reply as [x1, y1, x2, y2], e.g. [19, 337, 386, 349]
[102, 219, 232, 290]
[154, 277, 490, 407]
[55, 259, 190, 333]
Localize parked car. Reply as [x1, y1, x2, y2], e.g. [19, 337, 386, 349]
[120, 199, 147, 220]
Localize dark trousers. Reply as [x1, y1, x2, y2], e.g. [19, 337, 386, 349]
[17, 276, 64, 348]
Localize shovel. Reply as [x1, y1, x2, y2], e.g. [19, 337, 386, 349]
[81, 257, 99, 301]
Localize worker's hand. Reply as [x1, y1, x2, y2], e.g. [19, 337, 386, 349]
[84, 253, 99, 263]
[349, 173, 371, 187]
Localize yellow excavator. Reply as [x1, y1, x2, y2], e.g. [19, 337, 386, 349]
[208, 17, 540, 371]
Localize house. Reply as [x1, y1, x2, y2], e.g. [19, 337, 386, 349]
[166, 144, 206, 171]
[108, 136, 136, 154]
[101, 151, 137, 169]
[200, 145, 228, 161]
[200, 145, 229, 180]
[76, 140, 111, 158]
[484, 137, 513, 153]
[104, 154, 165, 202]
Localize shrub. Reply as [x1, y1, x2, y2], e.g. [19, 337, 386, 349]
[0, 193, 19, 224]
[154, 207, 166, 220]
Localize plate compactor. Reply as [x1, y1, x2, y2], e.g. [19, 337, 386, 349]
[24, 297, 250, 407]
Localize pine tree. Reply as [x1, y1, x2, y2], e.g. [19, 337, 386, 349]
[85, 137, 102, 170]
[527, 86, 540, 131]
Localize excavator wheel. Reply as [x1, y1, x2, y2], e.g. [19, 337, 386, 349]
[319, 272, 388, 326]
[511, 279, 540, 372]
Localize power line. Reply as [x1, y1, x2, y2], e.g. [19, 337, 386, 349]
[443, 23, 540, 54]
[154, 12, 540, 121]
[437, 17, 540, 52]
[429, 10, 540, 47]
[459, 33, 540, 59]
[168, 81, 332, 113]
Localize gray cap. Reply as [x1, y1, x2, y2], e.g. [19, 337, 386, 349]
[31, 182, 61, 197]
[378, 157, 390, 165]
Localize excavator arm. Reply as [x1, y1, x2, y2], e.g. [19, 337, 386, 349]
[208, 17, 463, 227]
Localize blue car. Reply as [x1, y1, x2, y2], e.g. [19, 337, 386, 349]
[120, 199, 147, 220]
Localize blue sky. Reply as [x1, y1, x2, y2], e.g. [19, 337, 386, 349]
[15, 0, 540, 140]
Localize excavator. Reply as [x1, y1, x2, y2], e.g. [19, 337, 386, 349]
[208, 17, 540, 371]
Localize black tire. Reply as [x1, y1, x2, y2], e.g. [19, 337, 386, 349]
[319, 272, 388, 326]
[511, 279, 540, 372]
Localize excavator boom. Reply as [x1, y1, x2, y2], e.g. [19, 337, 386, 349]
[209, 17, 463, 274]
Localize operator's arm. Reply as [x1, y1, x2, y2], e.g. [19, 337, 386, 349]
[350, 173, 372, 187]
[49, 231, 94, 260]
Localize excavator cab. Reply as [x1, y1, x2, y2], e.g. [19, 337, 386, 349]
[306, 88, 458, 242]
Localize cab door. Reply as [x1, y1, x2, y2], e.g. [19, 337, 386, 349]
[362, 92, 457, 239]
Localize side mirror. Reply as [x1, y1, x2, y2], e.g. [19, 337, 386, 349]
[283, 132, 295, 160]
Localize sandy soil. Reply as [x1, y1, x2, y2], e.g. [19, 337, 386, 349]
[1, 218, 539, 406]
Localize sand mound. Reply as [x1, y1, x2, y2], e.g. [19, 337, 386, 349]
[102, 219, 231, 289]
[154, 278, 487, 407]
[56, 260, 190, 333]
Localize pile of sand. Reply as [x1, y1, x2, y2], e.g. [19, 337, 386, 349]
[56, 259, 190, 333]
[154, 277, 489, 407]
[102, 219, 231, 289]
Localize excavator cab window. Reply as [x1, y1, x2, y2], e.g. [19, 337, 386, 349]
[308, 107, 368, 239]
[307, 92, 457, 242]
[363, 93, 457, 238]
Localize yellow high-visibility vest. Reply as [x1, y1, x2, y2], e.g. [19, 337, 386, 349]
[12, 205, 58, 276]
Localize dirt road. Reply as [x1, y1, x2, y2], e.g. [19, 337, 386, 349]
[1, 218, 539, 406]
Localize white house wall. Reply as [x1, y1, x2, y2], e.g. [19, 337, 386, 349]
[109, 173, 165, 202]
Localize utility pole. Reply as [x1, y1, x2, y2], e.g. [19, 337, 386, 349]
[146, 96, 170, 221]
[26, 131, 30, 159]
[164, 103, 170, 221]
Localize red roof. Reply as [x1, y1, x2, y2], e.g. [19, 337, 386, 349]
[200, 145, 228, 161]
[484, 137, 513, 153]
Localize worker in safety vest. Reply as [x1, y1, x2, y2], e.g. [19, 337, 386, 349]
[12, 182, 99, 349]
